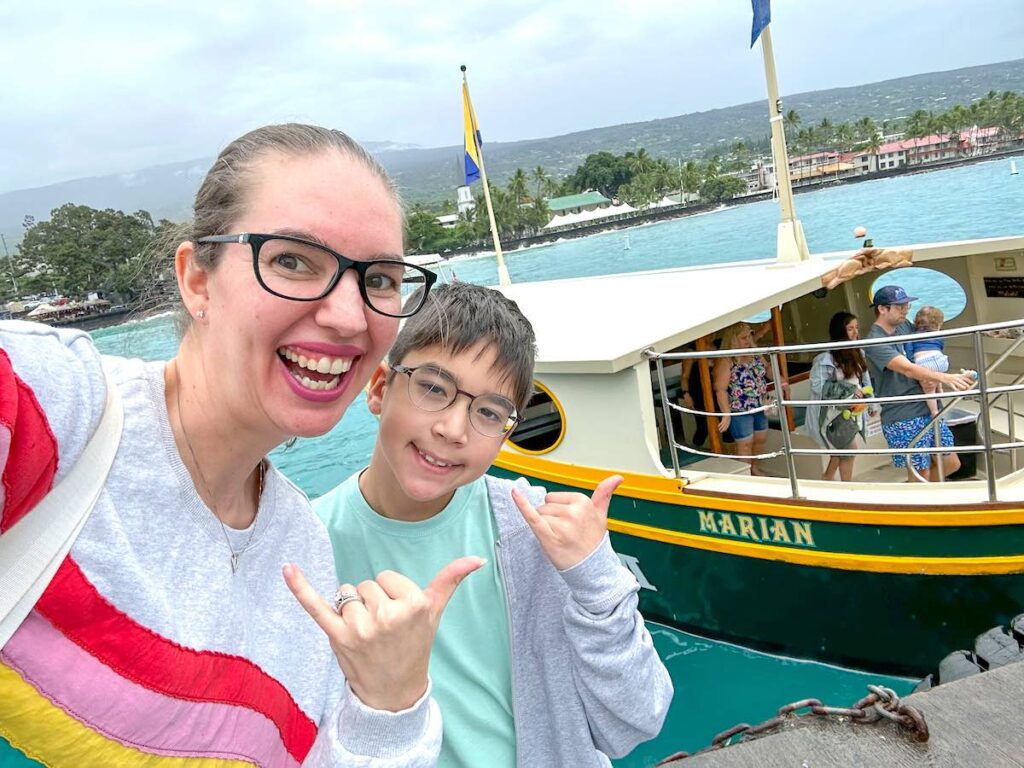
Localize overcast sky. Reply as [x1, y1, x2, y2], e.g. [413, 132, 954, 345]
[2, 0, 1022, 193]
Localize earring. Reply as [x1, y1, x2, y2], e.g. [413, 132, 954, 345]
[197, 309, 206, 320]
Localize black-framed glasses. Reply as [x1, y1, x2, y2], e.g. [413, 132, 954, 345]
[391, 364, 522, 438]
[196, 233, 438, 318]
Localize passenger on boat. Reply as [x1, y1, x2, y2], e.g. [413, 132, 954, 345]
[315, 282, 673, 768]
[0, 124, 463, 765]
[714, 321, 788, 476]
[680, 350, 711, 447]
[806, 311, 873, 481]
[906, 305, 949, 417]
[864, 285, 974, 482]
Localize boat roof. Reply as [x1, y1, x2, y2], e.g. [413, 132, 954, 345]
[497, 235, 1024, 375]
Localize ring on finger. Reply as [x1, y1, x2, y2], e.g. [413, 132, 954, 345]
[333, 587, 364, 613]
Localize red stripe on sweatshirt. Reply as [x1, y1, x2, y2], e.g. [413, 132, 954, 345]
[37, 558, 318, 761]
[0, 347, 59, 532]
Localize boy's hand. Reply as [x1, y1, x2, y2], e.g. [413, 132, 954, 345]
[512, 475, 624, 571]
[283, 557, 485, 712]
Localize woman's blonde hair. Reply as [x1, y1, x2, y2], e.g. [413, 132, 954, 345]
[719, 322, 752, 353]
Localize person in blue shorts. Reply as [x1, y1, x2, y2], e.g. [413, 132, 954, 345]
[314, 282, 672, 768]
[864, 285, 974, 481]
[713, 321, 787, 476]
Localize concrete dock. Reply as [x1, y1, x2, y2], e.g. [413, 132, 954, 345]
[662, 661, 1023, 767]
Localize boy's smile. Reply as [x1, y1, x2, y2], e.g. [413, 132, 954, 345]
[360, 342, 517, 522]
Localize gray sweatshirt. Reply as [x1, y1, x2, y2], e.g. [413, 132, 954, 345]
[0, 320, 440, 767]
[485, 475, 674, 767]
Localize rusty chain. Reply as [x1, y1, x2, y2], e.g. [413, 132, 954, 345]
[655, 683, 929, 764]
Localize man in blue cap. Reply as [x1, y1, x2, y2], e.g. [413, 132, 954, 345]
[864, 285, 974, 481]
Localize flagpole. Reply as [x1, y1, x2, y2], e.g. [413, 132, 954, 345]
[758, 26, 810, 263]
[461, 65, 511, 286]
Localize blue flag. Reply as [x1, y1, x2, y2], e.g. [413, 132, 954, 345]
[751, 0, 770, 47]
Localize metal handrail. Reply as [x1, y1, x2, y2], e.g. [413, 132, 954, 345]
[648, 317, 1024, 501]
[906, 334, 1024, 484]
[653, 318, 1024, 360]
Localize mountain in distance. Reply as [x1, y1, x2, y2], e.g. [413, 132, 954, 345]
[2, 57, 1023, 248]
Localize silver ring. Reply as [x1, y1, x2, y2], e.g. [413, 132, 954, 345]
[333, 588, 364, 613]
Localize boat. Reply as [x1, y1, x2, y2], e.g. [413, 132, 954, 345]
[487, 4, 1024, 678]
[492, 236, 1024, 675]
[1012, 159, 1019, 175]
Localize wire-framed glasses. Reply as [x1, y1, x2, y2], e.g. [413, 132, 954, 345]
[391, 364, 521, 437]
[196, 233, 438, 318]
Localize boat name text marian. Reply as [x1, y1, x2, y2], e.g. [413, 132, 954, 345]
[698, 510, 816, 548]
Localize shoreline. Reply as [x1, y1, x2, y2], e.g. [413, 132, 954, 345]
[440, 146, 1024, 261]
[37, 146, 1022, 334]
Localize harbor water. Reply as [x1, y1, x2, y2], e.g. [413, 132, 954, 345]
[93, 156, 1023, 764]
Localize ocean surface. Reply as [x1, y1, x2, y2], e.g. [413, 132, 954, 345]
[93, 155, 1023, 764]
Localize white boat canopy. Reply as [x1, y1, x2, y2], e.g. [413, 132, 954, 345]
[499, 256, 837, 374]
[497, 235, 1024, 375]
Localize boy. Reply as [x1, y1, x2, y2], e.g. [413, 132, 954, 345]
[314, 282, 672, 768]
[905, 305, 949, 416]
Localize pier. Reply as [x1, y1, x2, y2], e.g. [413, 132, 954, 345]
[661, 661, 1024, 767]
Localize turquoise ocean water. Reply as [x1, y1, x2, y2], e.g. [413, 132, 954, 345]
[93, 156, 1023, 764]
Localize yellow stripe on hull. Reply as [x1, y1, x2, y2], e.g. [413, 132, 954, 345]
[494, 451, 1024, 526]
[608, 518, 1024, 575]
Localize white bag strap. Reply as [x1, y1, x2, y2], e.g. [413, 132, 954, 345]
[0, 370, 124, 649]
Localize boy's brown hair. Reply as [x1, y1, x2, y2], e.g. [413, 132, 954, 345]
[390, 282, 537, 411]
[914, 306, 944, 332]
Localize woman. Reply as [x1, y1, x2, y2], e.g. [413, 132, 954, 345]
[714, 322, 786, 476]
[806, 311, 873, 482]
[0, 125, 473, 765]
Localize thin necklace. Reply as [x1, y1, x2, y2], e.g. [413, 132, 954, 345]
[172, 361, 264, 574]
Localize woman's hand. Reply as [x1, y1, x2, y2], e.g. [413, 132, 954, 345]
[511, 475, 623, 571]
[717, 414, 731, 433]
[283, 558, 485, 712]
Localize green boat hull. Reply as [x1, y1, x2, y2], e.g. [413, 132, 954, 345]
[491, 465, 1024, 676]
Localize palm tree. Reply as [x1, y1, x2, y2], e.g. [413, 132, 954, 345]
[681, 161, 702, 201]
[628, 148, 655, 176]
[530, 166, 549, 203]
[904, 110, 931, 139]
[507, 168, 529, 205]
[784, 109, 801, 143]
[855, 116, 877, 143]
[833, 123, 854, 178]
[818, 118, 834, 152]
[866, 131, 882, 172]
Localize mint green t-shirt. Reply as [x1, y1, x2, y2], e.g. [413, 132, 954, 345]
[314, 474, 516, 768]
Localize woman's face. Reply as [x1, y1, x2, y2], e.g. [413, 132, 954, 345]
[735, 327, 754, 349]
[196, 150, 405, 441]
[845, 318, 860, 340]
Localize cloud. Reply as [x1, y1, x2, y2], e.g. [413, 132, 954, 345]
[2, 0, 1022, 192]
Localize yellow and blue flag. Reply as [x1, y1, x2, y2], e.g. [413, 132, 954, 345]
[462, 82, 482, 185]
[750, 0, 770, 47]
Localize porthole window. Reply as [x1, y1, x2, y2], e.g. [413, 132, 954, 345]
[508, 380, 565, 454]
[870, 267, 967, 322]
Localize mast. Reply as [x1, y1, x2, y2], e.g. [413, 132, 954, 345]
[758, 26, 810, 262]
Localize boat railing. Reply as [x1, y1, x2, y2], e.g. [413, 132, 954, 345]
[905, 331, 1024, 486]
[647, 317, 1024, 501]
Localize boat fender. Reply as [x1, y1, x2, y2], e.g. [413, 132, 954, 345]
[937, 650, 983, 685]
[974, 626, 1024, 669]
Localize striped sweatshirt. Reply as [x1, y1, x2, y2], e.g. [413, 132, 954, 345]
[0, 321, 440, 767]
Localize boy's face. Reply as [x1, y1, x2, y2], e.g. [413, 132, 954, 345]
[364, 341, 517, 518]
